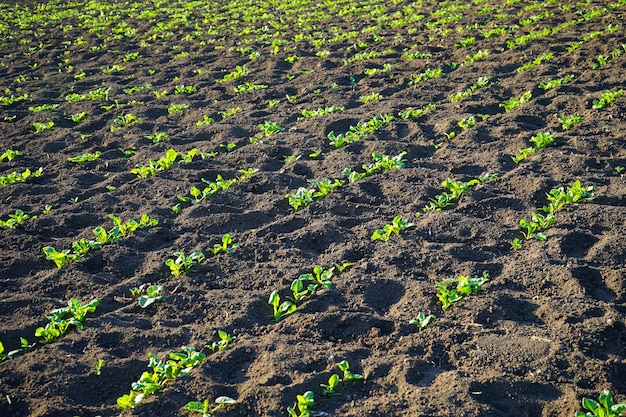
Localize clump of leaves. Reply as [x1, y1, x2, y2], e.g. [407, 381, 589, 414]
[410, 312, 436, 329]
[165, 251, 205, 277]
[286, 178, 344, 211]
[35, 298, 100, 343]
[0, 209, 31, 229]
[513, 181, 594, 248]
[136, 284, 166, 308]
[592, 89, 623, 109]
[68, 151, 101, 166]
[558, 114, 583, 131]
[500, 91, 532, 112]
[0, 167, 43, 188]
[423, 174, 498, 212]
[185, 396, 237, 417]
[344, 152, 407, 183]
[206, 330, 235, 353]
[371, 215, 415, 241]
[117, 346, 206, 409]
[32, 121, 54, 133]
[0, 149, 21, 162]
[437, 272, 489, 309]
[512, 132, 556, 163]
[287, 391, 314, 417]
[210, 234, 238, 255]
[111, 113, 141, 131]
[575, 390, 626, 417]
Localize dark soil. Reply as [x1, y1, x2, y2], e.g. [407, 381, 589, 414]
[1, 0, 625, 416]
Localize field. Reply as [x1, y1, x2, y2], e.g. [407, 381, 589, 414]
[1, 0, 626, 416]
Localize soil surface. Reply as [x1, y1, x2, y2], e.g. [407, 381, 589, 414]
[1, 0, 625, 416]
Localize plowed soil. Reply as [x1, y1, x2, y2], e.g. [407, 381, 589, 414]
[1, 0, 625, 416]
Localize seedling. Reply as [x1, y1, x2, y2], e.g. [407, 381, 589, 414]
[196, 115, 215, 126]
[258, 121, 284, 137]
[500, 91, 532, 112]
[575, 390, 626, 417]
[0, 209, 31, 229]
[592, 89, 623, 109]
[138, 285, 166, 308]
[287, 391, 314, 417]
[371, 215, 415, 241]
[67, 112, 90, 123]
[337, 360, 364, 382]
[168, 103, 190, 114]
[409, 312, 436, 329]
[146, 132, 168, 143]
[165, 251, 205, 277]
[359, 92, 383, 103]
[184, 397, 237, 417]
[68, 151, 101, 166]
[220, 142, 237, 152]
[43, 247, 77, 268]
[321, 374, 341, 397]
[207, 330, 235, 352]
[32, 121, 54, 133]
[0, 149, 21, 162]
[284, 154, 301, 164]
[119, 148, 136, 157]
[210, 234, 238, 255]
[93, 359, 104, 376]
[511, 238, 522, 250]
[269, 291, 297, 322]
[408, 68, 442, 86]
[559, 114, 583, 131]
[174, 85, 197, 95]
[0, 167, 43, 187]
[437, 273, 489, 309]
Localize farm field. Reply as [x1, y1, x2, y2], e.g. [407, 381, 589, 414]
[1, 0, 626, 416]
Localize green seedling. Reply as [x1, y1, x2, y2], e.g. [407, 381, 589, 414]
[359, 92, 383, 103]
[207, 330, 235, 352]
[616, 166, 624, 174]
[220, 142, 237, 152]
[218, 107, 240, 119]
[321, 374, 341, 397]
[592, 89, 623, 109]
[408, 68, 442, 86]
[0, 149, 21, 162]
[309, 149, 323, 158]
[286, 187, 315, 211]
[146, 132, 168, 143]
[511, 238, 522, 250]
[575, 390, 626, 417]
[0, 209, 31, 229]
[269, 291, 297, 322]
[289, 277, 316, 303]
[196, 115, 215, 126]
[165, 251, 205, 277]
[119, 148, 136, 157]
[519, 218, 547, 241]
[409, 312, 436, 329]
[67, 112, 90, 123]
[233, 82, 267, 93]
[500, 91, 532, 112]
[168, 103, 190, 114]
[559, 114, 583, 131]
[111, 113, 141, 131]
[185, 397, 237, 417]
[287, 391, 314, 417]
[284, 155, 301, 164]
[43, 246, 77, 268]
[371, 215, 415, 241]
[68, 151, 101, 166]
[210, 234, 237, 255]
[93, 359, 104, 376]
[32, 121, 54, 133]
[154, 89, 168, 99]
[437, 273, 489, 309]
[216, 64, 249, 83]
[138, 285, 166, 308]
[258, 121, 284, 137]
[0, 167, 43, 188]
[529, 132, 556, 148]
[337, 360, 364, 382]
[174, 85, 197, 95]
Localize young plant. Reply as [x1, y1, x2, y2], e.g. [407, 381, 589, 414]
[371, 215, 415, 241]
[500, 91, 532, 112]
[68, 151, 101, 166]
[207, 330, 235, 352]
[0, 149, 21, 162]
[0, 167, 43, 187]
[137, 285, 166, 308]
[269, 290, 297, 322]
[575, 390, 626, 417]
[437, 273, 489, 309]
[110, 113, 142, 131]
[258, 121, 284, 137]
[145, 132, 169, 143]
[43, 247, 77, 268]
[210, 234, 237, 255]
[165, 251, 205, 277]
[592, 89, 623, 109]
[409, 312, 436, 329]
[337, 360, 364, 382]
[184, 397, 237, 417]
[93, 359, 104, 376]
[359, 92, 383, 103]
[32, 121, 54, 133]
[321, 373, 341, 397]
[558, 114, 583, 131]
[287, 391, 314, 417]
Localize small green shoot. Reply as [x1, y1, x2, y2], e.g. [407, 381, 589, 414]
[165, 251, 205, 277]
[409, 312, 436, 329]
[575, 390, 626, 417]
[337, 360, 364, 382]
[185, 397, 237, 417]
[371, 215, 415, 241]
[437, 273, 489, 309]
